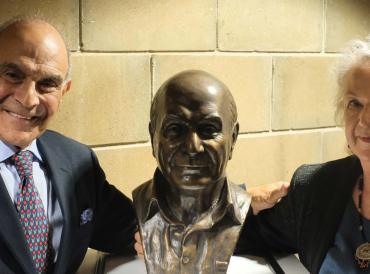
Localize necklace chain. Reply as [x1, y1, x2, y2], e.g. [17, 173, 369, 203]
[355, 175, 370, 268]
[358, 175, 368, 242]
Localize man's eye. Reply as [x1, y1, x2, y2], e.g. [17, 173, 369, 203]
[164, 124, 183, 137]
[37, 80, 59, 92]
[3, 71, 23, 82]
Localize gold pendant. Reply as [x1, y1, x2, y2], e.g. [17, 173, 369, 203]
[355, 243, 370, 268]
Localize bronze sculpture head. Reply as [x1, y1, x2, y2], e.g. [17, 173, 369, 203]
[149, 70, 239, 194]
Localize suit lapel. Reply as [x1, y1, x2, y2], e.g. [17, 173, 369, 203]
[37, 135, 78, 274]
[0, 176, 36, 274]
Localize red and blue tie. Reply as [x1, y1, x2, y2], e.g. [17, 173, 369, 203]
[13, 150, 49, 273]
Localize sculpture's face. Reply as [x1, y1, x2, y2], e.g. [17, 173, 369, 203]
[151, 73, 238, 191]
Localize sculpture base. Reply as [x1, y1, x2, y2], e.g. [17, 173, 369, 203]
[98, 254, 307, 274]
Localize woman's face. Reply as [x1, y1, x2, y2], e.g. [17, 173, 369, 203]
[344, 62, 370, 162]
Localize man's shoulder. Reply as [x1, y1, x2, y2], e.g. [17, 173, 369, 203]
[37, 130, 94, 162]
[39, 130, 90, 150]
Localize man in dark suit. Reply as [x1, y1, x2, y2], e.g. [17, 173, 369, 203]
[0, 18, 136, 273]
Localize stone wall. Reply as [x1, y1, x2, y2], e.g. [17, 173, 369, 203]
[2, 0, 369, 196]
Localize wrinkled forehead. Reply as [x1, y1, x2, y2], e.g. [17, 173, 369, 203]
[156, 83, 232, 124]
[0, 21, 68, 77]
[166, 82, 223, 108]
[347, 62, 370, 91]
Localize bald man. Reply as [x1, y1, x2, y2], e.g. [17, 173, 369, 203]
[0, 18, 136, 274]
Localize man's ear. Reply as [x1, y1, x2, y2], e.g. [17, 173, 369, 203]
[229, 122, 239, 160]
[149, 122, 155, 158]
[62, 80, 72, 96]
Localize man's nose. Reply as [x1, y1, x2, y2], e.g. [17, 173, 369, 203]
[13, 80, 40, 108]
[185, 132, 204, 155]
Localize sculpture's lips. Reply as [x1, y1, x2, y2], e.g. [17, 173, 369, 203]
[176, 165, 207, 168]
[175, 165, 208, 175]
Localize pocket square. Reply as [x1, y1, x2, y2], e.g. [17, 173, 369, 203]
[80, 208, 93, 225]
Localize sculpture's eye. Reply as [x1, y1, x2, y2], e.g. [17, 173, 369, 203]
[198, 124, 219, 139]
[164, 123, 184, 138]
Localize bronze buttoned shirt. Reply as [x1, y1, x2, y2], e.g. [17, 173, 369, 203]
[133, 169, 251, 274]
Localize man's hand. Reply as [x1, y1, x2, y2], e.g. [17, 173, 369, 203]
[134, 231, 144, 259]
[247, 181, 290, 215]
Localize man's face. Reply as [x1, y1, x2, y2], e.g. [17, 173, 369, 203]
[151, 83, 238, 191]
[0, 21, 70, 148]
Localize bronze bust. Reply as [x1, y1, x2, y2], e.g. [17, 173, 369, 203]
[132, 70, 251, 274]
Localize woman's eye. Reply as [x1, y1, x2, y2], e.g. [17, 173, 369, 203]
[347, 99, 363, 109]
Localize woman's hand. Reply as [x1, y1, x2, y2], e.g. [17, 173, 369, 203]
[247, 181, 290, 215]
[134, 231, 144, 259]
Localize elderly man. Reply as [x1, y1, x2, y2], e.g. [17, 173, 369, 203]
[0, 18, 136, 273]
[133, 70, 251, 274]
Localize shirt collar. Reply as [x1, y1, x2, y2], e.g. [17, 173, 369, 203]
[142, 169, 244, 227]
[0, 139, 43, 163]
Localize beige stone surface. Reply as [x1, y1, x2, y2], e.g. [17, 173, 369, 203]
[227, 132, 322, 187]
[81, 0, 216, 51]
[272, 56, 338, 130]
[152, 54, 272, 133]
[94, 145, 156, 196]
[218, 0, 322, 52]
[326, 0, 370, 52]
[0, 0, 79, 50]
[49, 53, 151, 146]
[322, 129, 350, 162]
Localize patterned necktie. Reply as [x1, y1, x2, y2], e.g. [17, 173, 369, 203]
[12, 150, 49, 273]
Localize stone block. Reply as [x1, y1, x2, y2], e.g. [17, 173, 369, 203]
[218, 0, 322, 52]
[81, 0, 216, 51]
[326, 0, 370, 52]
[0, 0, 79, 50]
[272, 56, 338, 130]
[49, 53, 151, 145]
[228, 132, 322, 187]
[152, 54, 272, 133]
[94, 145, 156, 196]
[322, 129, 350, 162]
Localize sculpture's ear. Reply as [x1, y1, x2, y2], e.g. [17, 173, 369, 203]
[149, 122, 155, 158]
[229, 122, 239, 160]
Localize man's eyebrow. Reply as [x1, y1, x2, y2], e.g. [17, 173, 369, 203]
[0, 62, 23, 72]
[0, 62, 64, 84]
[201, 115, 222, 123]
[40, 75, 64, 85]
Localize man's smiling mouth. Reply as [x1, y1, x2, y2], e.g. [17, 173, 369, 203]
[3, 109, 39, 122]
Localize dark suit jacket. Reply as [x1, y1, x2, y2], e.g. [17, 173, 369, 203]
[0, 130, 137, 274]
[239, 155, 362, 274]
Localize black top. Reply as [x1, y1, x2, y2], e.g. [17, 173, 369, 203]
[239, 155, 362, 274]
